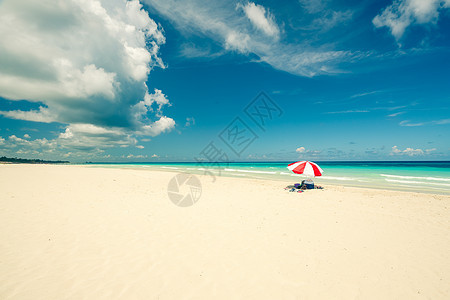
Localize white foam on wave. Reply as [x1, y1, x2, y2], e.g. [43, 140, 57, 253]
[320, 176, 358, 181]
[394, 184, 447, 191]
[384, 179, 450, 187]
[380, 174, 450, 182]
[161, 166, 179, 170]
[224, 168, 277, 175]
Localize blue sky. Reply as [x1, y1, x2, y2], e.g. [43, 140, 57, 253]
[0, 0, 449, 162]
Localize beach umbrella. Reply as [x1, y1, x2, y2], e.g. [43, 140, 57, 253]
[287, 161, 323, 177]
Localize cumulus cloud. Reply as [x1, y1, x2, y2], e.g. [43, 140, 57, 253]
[0, 131, 133, 160]
[296, 147, 306, 153]
[373, 0, 450, 41]
[0, 107, 55, 123]
[295, 146, 322, 157]
[0, 0, 174, 154]
[57, 124, 138, 151]
[0, 135, 60, 158]
[389, 145, 437, 156]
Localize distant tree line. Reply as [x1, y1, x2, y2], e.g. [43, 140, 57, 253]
[0, 156, 69, 164]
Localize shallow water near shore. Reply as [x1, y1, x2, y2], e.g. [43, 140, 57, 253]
[86, 161, 450, 195]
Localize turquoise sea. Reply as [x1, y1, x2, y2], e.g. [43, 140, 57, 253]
[87, 161, 450, 195]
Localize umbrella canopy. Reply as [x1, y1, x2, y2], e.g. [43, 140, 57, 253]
[287, 161, 323, 177]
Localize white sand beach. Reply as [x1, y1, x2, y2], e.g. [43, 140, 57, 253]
[1, 164, 450, 299]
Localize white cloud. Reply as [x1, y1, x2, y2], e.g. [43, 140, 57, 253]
[399, 119, 450, 126]
[387, 111, 405, 117]
[238, 2, 280, 39]
[185, 117, 196, 127]
[297, 0, 354, 37]
[0, 107, 55, 123]
[151, 154, 159, 158]
[23, 134, 31, 139]
[404, 148, 423, 156]
[259, 48, 359, 77]
[318, 10, 353, 30]
[65, 63, 117, 99]
[148, 89, 171, 112]
[179, 43, 223, 59]
[0, 0, 174, 153]
[56, 124, 138, 151]
[434, 118, 450, 125]
[0, 135, 58, 156]
[390, 145, 431, 156]
[131, 89, 173, 130]
[143, 0, 363, 77]
[373, 0, 450, 41]
[299, 0, 327, 14]
[138, 116, 176, 137]
[1, 125, 138, 159]
[295, 146, 322, 157]
[126, 154, 147, 159]
[296, 147, 306, 153]
[350, 91, 380, 98]
[225, 31, 251, 53]
[399, 120, 424, 126]
[325, 109, 370, 114]
[136, 145, 145, 149]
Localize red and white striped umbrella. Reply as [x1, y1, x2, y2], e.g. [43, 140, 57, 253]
[287, 161, 323, 177]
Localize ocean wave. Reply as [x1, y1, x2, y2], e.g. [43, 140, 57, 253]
[384, 179, 450, 187]
[161, 166, 179, 170]
[279, 173, 359, 181]
[224, 168, 277, 175]
[394, 185, 447, 191]
[380, 174, 450, 182]
[320, 176, 358, 181]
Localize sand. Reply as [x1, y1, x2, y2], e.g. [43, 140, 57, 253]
[1, 164, 449, 299]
